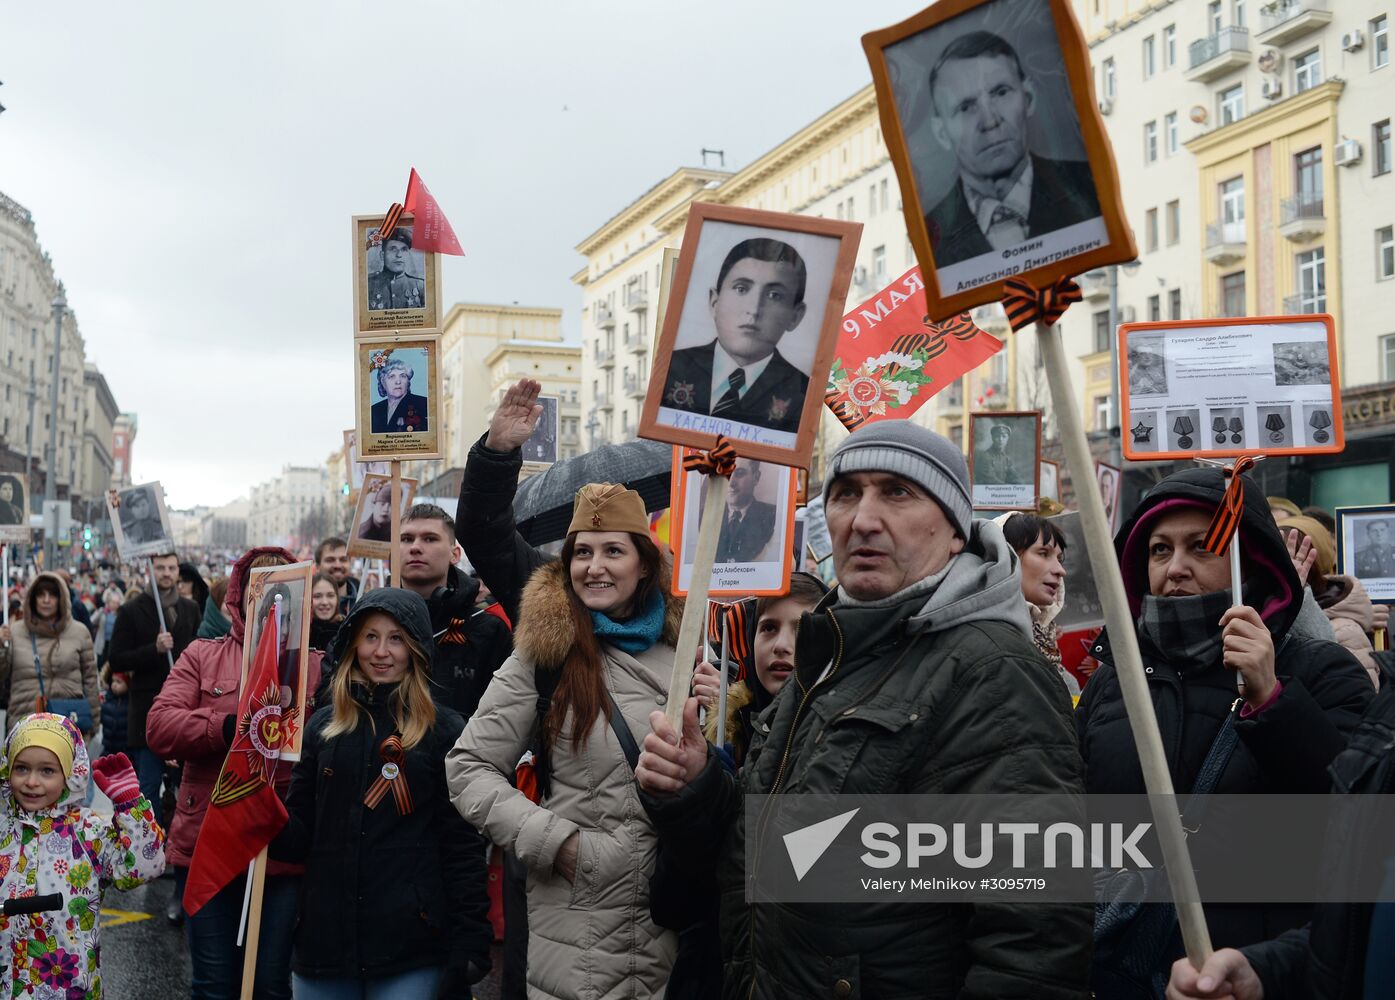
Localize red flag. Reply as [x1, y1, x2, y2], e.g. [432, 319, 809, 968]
[824, 267, 1002, 431]
[183, 603, 289, 916]
[402, 168, 464, 256]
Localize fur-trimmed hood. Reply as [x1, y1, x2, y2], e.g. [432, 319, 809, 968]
[514, 560, 683, 669]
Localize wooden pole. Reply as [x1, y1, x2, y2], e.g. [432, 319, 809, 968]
[716, 612, 730, 747]
[237, 847, 269, 1000]
[665, 474, 730, 729]
[1035, 318, 1213, 967]
[389, 461, 402, 588]
[148, 557, 175, 669]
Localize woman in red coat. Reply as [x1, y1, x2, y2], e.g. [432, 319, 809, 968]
[147, 546, 325, 1000]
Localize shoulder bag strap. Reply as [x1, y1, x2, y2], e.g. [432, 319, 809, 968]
[1180, 705, 1241, 832]
[607, 693, 641, 773]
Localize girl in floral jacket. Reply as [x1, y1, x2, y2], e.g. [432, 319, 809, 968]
[0, 712, 165, 998]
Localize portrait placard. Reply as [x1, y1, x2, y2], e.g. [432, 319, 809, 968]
[969, 410, 1042, 510]
[0, 474, 30, 543]
[862, 0, 1135, 320]
[1039, 460, 1060, 503]
[355, 335, 443, 461]
[640, 203, 861, 467]
[1119, 315, 1343, 461]
[1053, 511, 1104, 631]
[343, 429, 389, 490]
[521, 395, 560, 466]
[241, 561, 314, 762]
[650, 247, 682, 355]
[670, 448, 797, 597]
[346, 473, 419, 560]
[1095, 460, 1122, 532]
[352, 213, 442, 336]
[1336, 505, 1395, 605]
[105, 481, 175, 560]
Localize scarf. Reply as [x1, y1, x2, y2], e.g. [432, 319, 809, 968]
[590, 590, 664, 654]
[1136, 586, 1255, 672]
[157, 583, 179, 626]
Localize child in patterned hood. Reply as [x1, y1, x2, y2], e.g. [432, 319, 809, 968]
[0, 712, 165, 998]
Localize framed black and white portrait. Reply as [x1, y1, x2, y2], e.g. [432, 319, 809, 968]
[352, 214, 442, 336]
[969, 410, 1042, 510]
[863, 0, 1135, 319]
[1336, 505, 1395, 605]
[640, 203, 860, 468]
[521, 395, 559, 466]
[347, 474, 419, 560]
[106, 481, 174, 560]
[355, 335, 443, 461]
[0, 474, 29, 543]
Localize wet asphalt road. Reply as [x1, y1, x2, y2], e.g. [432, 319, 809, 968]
[100, 874, 506, 999]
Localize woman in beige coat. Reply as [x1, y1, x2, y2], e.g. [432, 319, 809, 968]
[448, 484, 679, 1000]
[0, 572, 100, 733]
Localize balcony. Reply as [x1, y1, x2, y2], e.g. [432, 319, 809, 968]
[1279, 193, 1325, 242]
[1283, 293, 1326, 314]
[1204, 221, 1248, 265]
[1078, 270, 1110, 302]
[595, 392, 613, 410]
[596, 348, 615, 369]
[626, 288, 649, 312]
[624, 374, 646, 398]
[625, 331, 648, 353]
[594, 303, 615, 329]
[1186, 27, 1251, 82]
[1256, 0, 1331, 46]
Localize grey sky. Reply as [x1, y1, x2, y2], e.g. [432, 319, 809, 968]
[2, 2, 910, 508]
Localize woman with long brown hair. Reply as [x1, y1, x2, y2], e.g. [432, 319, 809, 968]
[448, 483, 681, 1000]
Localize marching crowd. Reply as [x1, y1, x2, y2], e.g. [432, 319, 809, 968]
[0, 377, 1390, 999]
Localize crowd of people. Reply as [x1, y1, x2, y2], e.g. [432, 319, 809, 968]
[0, 376, 1389, 999]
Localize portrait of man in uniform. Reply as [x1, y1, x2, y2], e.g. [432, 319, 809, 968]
[969, 410, 1040, 510]
[1355, 518, 1395, 579]
[119, 486, 165, 545]
[974, 422, 1019, 485]
[923, 30, 1100, 268]
[0, 476, 25, 526]
[366, 227, 426, 312]
[370, 354, 429, 434]
[357, 480, 394, 543]
[347, 474, 418, 558]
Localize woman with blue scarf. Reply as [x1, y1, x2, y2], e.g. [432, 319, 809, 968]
[448, 482, 680, 1000]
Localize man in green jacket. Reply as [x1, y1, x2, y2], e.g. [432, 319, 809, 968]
[637, 420, 1091, 999]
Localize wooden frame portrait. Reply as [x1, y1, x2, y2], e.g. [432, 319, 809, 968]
[1335, 504, 1395, 606]
[0, 473, 30, 543]
[346, 473, 419, 559]
[1095, 460, 1123, 532]
[670, 447, 798, 597]
[1039, 459, 1060, 503]
[352, 213, 442, 336]
[862, 0, 1135, 320]
[969, 410, 1042, 510]
[241, 561, 314, 762]
[521, 395, 560, 466]
[106, 481, 175, 560]
[355, 335, 443, 461]
[1119, 314, 1343, 461]
[640, 202, 861, 468]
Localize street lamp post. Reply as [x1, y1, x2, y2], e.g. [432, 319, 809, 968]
[1105, 260, 1143, 468]
[43, 288, 65, 570]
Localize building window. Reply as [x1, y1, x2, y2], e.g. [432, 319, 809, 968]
[880, 178, 890, 212]
[872, 245, 887, 285]
[1093, 311, 1110, 354]
[1221, 271, 1246, 317]
[1148, 294, 1162, 321]
[1145, 208, 1159, 251]
[836, 202, 844, 220]
[1166, 199, 1181, 245]
[1296, 248, 1326, 312]
[1208, 1, 1222, 34]
[1293, 48, 1322, 94]
[1169, 288, 1182, 320]
[1231, 0, 1245, 28]
[1220, 176, 1245, 239]
[1164, 24, 1177, 67]
[1219, 84, 1244, 125]
[1143, 35, 1156, 78]
[1165, 112, 1179, 155]
[868, 184, 877, 216]
[1375, 120, 1392, 176]
[1295, 146, 1323, 209]
[1094, 395, 1111, 433]
[1144, 121, 1158, 163]
[1373, 15, 1389, 69]
[1383, 334, 1395, 380]
[1103, 57, 1116, 99]
[1379, 226, 1395, 280]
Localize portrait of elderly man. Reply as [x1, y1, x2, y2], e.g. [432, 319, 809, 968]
[366, 226, 426, 311]
[924, 30, 1101, 267]
[0, 476, 24, 525]
[119, 487, 164, 545]
[370, 355, 429, 434]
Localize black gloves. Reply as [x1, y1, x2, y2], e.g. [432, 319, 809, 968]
[222, 714, 237, 746]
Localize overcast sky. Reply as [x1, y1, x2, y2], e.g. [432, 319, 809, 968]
[2, 2, 912, 509]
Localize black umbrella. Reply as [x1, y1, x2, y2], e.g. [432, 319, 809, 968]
[513, 439, 674, 545]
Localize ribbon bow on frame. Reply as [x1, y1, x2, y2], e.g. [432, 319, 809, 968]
[363, 734, 414, 815]
[1202, 456, 1257, 556]
[682, 436, 737, 478]
[1002, 276, 1083, 332]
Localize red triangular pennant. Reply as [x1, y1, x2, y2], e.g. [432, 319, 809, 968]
[402, 168, 464, 256]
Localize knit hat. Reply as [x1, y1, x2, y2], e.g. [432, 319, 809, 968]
[567, 483, 651, 536]
[823, 422, 973, 539]
[8, 713, 77, 779]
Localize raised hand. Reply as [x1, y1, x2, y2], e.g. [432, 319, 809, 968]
[485, 378, 544, 453]
[92, 752, 142, 807]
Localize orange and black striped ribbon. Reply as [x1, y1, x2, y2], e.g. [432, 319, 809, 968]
[682, 436, 737, 478]
[377, 203, 405, 244]
[1002, 276, 1083, 331]
[439, 617, 468, 646]
[363, 735, 413, 815]
[705, 598, 754, 682]
[1202, 456, 1257, 556]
